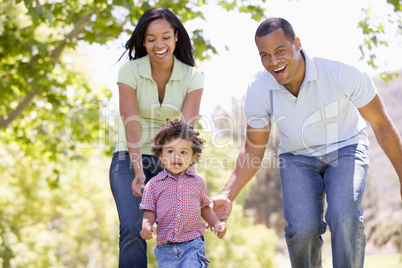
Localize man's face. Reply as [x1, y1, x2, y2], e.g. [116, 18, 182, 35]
[256, 28, 303, 91]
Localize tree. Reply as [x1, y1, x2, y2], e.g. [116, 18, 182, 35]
[0, 1, 267, 266]
[358, 0, 401, 81]
[0, 0, 266, 165]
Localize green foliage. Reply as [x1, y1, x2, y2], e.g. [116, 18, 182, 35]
[358, 0, 401, 80]
[0, 0, 265, 166]
[0, 148, 119, 267]
[0, 1, 266, 265]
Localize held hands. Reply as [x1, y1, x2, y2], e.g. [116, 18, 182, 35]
[132, 173, 146, 197]
[211, 221, 227, 239]
[211, 194, 233, 223]
[140, 223, 156, 240]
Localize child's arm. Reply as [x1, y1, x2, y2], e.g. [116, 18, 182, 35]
[201, 206, 227, 239]
[140, 210, 156, 240]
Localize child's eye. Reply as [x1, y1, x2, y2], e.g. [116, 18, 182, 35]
[167, 150, 174, 154]
[181, 151, 187, 155]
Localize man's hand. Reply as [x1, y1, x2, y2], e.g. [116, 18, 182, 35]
[211, 194, 233, 223]
[132, 173, 146, 197]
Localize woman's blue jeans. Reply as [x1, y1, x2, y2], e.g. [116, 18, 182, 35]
[279, 144, 369, 268]
[109, 151, 163, 268]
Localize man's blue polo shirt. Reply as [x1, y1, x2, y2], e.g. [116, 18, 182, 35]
[244, 49, 377, 156]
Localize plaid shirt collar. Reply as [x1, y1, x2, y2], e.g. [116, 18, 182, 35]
[156, 168, 196, 181]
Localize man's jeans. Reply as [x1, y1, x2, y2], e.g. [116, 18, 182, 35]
[154, 237, 210, 267]
[109, 152, 163, 268]
[279, 144, 369, 268]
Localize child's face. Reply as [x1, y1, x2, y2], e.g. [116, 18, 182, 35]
[159, 138, 196, 178]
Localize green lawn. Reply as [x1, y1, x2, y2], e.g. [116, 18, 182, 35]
[276, 254, 402, 268]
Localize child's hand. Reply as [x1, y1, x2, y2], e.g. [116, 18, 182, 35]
[212, 222, 226, 239]
[140, 224, 156, 240]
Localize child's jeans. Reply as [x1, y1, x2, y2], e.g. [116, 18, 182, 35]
[154, 236, 210, 267]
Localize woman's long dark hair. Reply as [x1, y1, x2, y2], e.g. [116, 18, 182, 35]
[122, 7, 195, 67]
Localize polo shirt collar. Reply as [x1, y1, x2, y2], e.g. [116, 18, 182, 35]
[266, 48, 317, 90]
[138, 54, 184, 81]
[156, 168, 195, 181]
[302, 49, 318, 83]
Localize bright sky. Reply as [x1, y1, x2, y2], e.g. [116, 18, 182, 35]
[86, 0, 401, 120]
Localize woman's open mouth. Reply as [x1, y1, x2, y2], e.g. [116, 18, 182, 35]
[155, 49, 168, 58]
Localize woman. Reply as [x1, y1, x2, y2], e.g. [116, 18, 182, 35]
[109, 7, 204, 267]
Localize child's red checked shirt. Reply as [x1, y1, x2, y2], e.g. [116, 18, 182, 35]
[140, 169, 211, 245]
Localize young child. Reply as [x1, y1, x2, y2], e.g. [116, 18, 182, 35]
[140, 119, 226, 267]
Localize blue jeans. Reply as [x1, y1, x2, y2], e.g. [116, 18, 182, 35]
[279, 144, 369, 268]
[109, 152, 163, 268]
[154, 237, 210, 268]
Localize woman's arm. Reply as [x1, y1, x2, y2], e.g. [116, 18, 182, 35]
[181, 88, 203, 127]
[118, 82, 146, 197]
[181, 88, 203, 172]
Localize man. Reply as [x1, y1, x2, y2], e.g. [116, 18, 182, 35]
[212, 17, 402, 268]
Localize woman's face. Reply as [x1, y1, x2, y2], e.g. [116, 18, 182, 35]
[143, 18, 178, 66]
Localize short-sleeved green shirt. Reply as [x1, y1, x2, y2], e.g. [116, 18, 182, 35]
[114, 55, 204, 155]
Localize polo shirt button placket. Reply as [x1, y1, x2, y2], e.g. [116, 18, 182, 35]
[176, 178, 183, 239]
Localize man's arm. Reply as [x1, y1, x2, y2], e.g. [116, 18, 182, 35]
[358, 94, 402, 198]
[212, 123, 271, 221]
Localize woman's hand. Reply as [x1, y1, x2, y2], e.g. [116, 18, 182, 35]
[132, 173, 146, 197]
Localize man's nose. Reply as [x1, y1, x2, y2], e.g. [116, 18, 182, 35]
[270, 55, 280, 66]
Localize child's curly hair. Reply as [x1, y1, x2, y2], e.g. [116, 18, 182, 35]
[152, 119, 205, 164]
